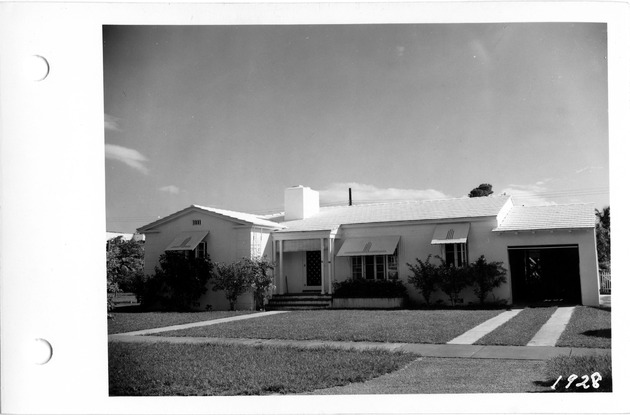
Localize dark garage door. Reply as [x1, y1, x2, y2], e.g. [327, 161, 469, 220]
[508, 245, 582, 305]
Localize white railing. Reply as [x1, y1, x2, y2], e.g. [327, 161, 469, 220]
[600, 270, 611, 294]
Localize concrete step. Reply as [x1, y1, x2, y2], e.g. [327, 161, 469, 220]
[267, 294, 332, 310]
[266, 304, 331, 311]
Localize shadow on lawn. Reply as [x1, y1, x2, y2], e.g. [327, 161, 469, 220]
[582, 328, 611, 338]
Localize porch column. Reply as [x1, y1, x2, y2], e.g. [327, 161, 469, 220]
[279, 240, 285, 294]
[320, 238, 325, 294]
[328, 237, 334, 294]
[271, 238, 277, 294]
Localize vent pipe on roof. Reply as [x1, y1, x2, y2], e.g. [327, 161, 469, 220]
[349, 188, 352, 206]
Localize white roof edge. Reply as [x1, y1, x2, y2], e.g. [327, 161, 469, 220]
[137, 205, 285, 232]
[492, 225, 594, 232]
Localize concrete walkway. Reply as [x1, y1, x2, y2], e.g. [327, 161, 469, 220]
[117, 310, 289, 336]
[109, 334, 610, 360]
[447, 309, 522, 345]
[527, 306, 575, 347]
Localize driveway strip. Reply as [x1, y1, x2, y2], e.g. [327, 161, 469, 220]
[108, 334, 610, 360]
[527, 306, 575, 346]
[447, 309, 523, 345]
[115, 310, 289, 336]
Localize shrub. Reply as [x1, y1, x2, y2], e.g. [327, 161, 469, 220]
[333, 278, 407, 298]
[407, 255, 441, 304]
[246, 256, 275, 311]
[213, 260, 254, 311]
[469, 255, 507, 304]
[107, 277, 119, 316]
[143, 252, 214, 311]
[436, 260, 471, 307]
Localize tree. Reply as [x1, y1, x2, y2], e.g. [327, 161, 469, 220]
[106, 236, 144, 293]
[150, 251, 214, 310]
[407, 255, 441, 305]
[469, 255, 507, 304]
[213, 260, 254, 311]
[468, 183, 494, 198]
[596, 206, 611, 269]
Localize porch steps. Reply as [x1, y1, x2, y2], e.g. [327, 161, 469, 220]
[266, 294, 332, 311]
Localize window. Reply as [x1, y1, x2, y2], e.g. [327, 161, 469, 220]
[195, 241, 207, 258]
[184, 241, 207, 259]
[444, 243, 467, 267]
[352, 257, 362, 279]
[192, 219, 201, 226]
[351, 252, 398, 280]
[387, 254, 399, 280]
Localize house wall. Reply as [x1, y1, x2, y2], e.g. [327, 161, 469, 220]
[142, 211, 256, 311]
[332, 218, 503, 305]
[491, 228, 599, 306]
[326, 219, 598, 306]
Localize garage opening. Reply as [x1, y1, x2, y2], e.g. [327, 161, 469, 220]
[508, 245, 581, 305]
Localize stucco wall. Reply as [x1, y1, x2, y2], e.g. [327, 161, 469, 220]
[277, 249, 332, 294]
[331, 219, 502, 305]
[317, 219, 598, 306]
[492, 228, 599, 306]
[141, 210, 256, 310]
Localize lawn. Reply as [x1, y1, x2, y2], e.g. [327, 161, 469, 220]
[556, 306, 611, 348]
[108, 309, 258, 334]
[308, 357, 551, 394]
[156, 309, 505, 343]
[108, 342, 416, 396]
[475, 307, 558, 346]
[542, 354, 612, 392]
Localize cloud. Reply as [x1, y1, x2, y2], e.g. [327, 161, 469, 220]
[104, 113, 121, 132]
[319, 182, 449, 205]
[159, 185, 180, 195]
[575, 166, 603, 174]
[500, 183, 556, 206]
[105, 144, 149, 175]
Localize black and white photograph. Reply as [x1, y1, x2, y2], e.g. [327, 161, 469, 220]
[1, 2, 628, 414]
[104, 22, 611, 396]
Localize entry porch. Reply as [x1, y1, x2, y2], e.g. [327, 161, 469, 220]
[272, 231, 338, 295]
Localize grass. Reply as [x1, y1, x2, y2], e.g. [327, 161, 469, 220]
[108, 342, 416, 396]
[475, 307, 558, 346]
[540, 354, 612, 392]
[308, 357, 551, 394]
[108, 309, 258, 334]
[556, 306, 611, 348]
[157, 309, 504, 343]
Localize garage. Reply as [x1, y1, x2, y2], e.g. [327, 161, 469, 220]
[508, 245, 582, 305]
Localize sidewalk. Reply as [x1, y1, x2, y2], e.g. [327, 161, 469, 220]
[108, 333, 610, 361]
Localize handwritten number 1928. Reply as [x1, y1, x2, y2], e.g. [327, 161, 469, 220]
[551, 372, 602, 390]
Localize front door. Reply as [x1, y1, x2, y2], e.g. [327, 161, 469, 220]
[306, 251, 322, 287]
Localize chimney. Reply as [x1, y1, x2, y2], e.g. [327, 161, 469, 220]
[284, 185, 320, 221]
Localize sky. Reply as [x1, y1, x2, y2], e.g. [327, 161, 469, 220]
[104, 23, 609, 233]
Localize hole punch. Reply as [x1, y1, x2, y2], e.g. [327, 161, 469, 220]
[27, 55, 50, 81]
[32, 338, 53, 365]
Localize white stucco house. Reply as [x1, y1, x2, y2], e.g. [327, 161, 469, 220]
[137, 185, 600, 310]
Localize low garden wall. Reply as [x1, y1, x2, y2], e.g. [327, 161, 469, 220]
[332, 297, 405, 309]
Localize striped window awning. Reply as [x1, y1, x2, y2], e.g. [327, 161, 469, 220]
[431, 223, 470, 244]
[336, 236, 400, 257]
[165, 231, 208, 251]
